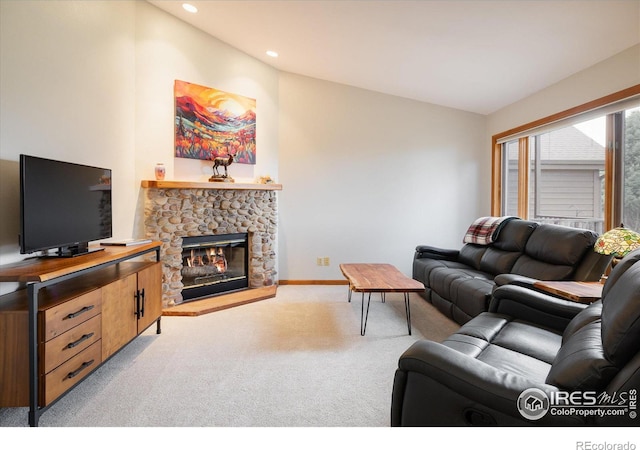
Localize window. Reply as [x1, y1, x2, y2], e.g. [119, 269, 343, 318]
[622, 107, 640, 231]
[492, 86, 640, 234]
[502, 140, 519, 217]
[528, 116, 606, 234]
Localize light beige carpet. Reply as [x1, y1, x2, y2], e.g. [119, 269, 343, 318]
[0, 284, 459, 427]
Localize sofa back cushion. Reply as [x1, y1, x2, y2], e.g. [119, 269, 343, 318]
[462, 219, 537, 274]
[601, 256, 640, 367]
[458, 244, 486, 270]
[602, 248, 640, 298]
[562, 301, 602, 344]
[491, 219, 538, 252]
[511, 224, 598, 280]
[510, 255, 574, 280]
[479, 248, 521, 275]
[546, 319, 617, 391]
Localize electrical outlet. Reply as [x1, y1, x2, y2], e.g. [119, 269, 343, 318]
[316, 257, 330, 266]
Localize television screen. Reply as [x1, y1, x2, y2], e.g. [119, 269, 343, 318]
[19, 154, 112, 256]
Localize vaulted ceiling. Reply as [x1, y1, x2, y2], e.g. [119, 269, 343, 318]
[148, 1, 640, 115]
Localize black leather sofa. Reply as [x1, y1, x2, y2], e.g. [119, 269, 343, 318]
[392, 248, 640, 426]
[413, 219, 611, 324]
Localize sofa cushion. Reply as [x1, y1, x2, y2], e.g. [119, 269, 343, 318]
[491, 320, 561, 364]
[450, 276, 495, 319]
[413, 258, 475, 292]
[477, 345, 552, 382]
[428, 267, 491, 300]
[444, 312, 559, 383]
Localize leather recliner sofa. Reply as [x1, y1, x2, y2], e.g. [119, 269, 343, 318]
[413, 218, 611, 324]
[392, 248, 640, 426]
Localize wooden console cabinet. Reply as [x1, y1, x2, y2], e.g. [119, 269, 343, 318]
[0, 242, 161, 426]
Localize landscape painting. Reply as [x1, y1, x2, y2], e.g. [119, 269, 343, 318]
[174, 80, 256, 164]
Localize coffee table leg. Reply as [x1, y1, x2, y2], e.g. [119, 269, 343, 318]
[347, 285, 352, 302]
[404, 293, 412, 335]
[361, 292, 372, 336]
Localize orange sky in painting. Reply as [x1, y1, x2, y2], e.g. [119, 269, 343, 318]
[175, 81, 255, 117]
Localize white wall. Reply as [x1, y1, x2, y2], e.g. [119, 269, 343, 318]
[0, 0, 136, 278]
[133, 1, 279, 185]
[487, 44, 640, 138]
[278, 73, 487, 280]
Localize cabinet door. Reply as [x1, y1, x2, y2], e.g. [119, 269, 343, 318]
[136, 263, 162, 333]
[101, 273, 137, 360]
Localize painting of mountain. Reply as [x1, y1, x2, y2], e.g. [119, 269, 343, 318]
[174, 80, 256, 164]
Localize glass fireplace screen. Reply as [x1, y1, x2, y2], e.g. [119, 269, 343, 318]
[181, 233, 248, 301]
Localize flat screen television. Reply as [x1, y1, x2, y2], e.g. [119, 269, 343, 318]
[19, 154, 112, 257]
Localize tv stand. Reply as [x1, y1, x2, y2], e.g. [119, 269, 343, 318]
[0, 241, 162, 426]
[43, 244, 105, 258]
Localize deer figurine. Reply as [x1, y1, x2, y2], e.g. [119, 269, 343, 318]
[212, 153, 234, 178]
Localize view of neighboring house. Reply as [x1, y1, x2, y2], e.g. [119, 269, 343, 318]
[506, 125, 605, 233]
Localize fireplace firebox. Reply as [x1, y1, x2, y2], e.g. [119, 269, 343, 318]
[181, 233, 248, 302]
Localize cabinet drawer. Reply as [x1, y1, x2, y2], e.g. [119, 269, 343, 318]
[42, 314, 102, 374]
[42, 340, 102, 406]
[41, 289, 102, 342]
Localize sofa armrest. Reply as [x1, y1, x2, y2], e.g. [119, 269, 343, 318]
[489, 285, 587, 333]
[394, 340, 581, 425]
[494, 273, 538, 289]
[414, 245, 459, 260]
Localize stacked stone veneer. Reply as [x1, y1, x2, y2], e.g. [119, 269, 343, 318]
[143, 187, 278, 308]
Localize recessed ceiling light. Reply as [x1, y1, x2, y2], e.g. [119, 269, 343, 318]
[266, 50, 279, 58]
[182, 3, 198, 13]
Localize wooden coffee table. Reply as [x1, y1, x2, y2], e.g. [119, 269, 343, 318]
[339, 263, 425, 336]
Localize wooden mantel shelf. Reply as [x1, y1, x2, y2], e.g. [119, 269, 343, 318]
[141, 180, 282, 191]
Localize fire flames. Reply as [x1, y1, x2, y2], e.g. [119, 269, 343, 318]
[185, 247, 227, 273]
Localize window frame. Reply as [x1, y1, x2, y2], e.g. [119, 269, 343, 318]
[491, 85, 640, 232]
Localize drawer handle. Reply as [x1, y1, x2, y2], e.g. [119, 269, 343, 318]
[65, 359, 95, 380]
[66, 305, 95, 320]
[67, 332, 95, 349]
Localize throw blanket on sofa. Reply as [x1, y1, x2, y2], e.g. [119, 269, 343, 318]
[463, 216, 518, 245]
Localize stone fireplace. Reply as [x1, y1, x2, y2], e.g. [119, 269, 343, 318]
[141, 181, 281, 309]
